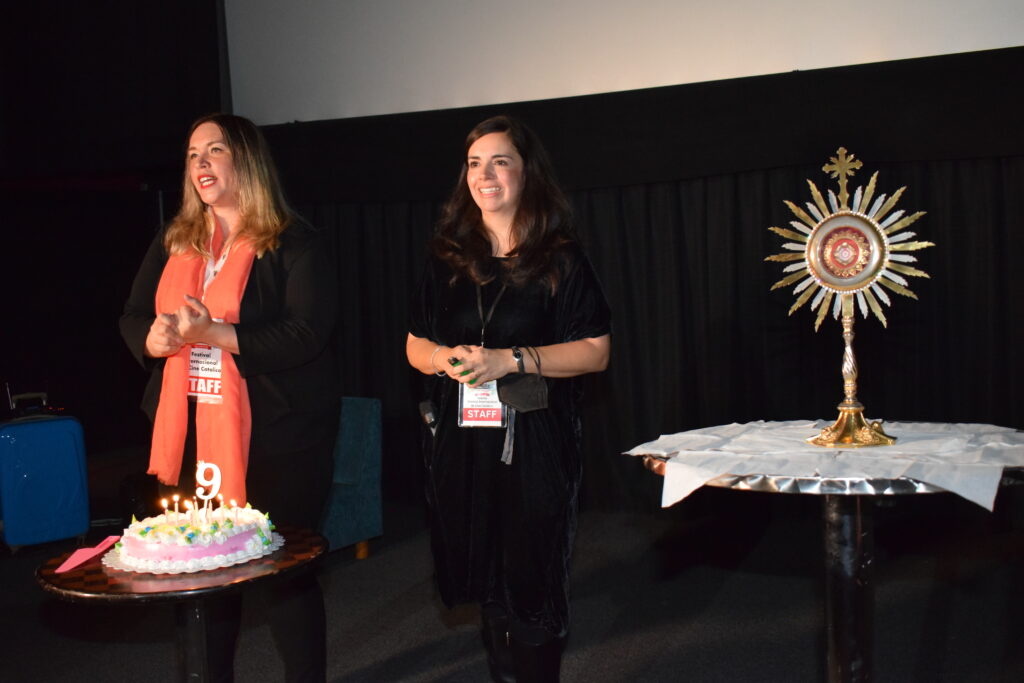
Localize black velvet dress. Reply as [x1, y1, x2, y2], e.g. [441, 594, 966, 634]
[410, 245, 611, 637]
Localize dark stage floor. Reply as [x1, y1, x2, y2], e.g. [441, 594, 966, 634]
[3, 449, 1024, 682]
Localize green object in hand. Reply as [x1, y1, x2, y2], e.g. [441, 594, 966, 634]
[450, 358, 470, 379]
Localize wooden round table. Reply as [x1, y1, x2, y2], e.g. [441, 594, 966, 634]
[36, 525, 327, 681]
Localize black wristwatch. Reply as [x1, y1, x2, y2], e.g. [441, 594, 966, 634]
[511, 346, 525, 373]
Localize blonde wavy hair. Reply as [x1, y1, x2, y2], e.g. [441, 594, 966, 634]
[165, 113, 293, 257]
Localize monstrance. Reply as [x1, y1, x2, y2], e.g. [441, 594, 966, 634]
[767, 148, 934, 447]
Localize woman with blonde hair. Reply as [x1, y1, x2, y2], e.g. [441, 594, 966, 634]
[121, 113, 339, 682]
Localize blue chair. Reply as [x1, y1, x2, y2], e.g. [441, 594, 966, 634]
[319, 397, 383, 555]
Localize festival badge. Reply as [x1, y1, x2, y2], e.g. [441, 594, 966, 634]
[188, 343, 224, 404]
[458, 380, 507, 428]
[766, 148, 934, 447]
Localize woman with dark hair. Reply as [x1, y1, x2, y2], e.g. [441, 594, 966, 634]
[121, 113, 339, 682]
[407, 115, 611, 681]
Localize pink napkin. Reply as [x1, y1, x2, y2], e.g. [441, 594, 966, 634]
[55, 536, 120, 573]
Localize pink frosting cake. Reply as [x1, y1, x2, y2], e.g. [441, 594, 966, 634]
[105, 504, 280, 574]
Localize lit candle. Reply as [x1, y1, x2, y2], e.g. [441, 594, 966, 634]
[184, 499, 193, 526]
[173, 494, 180, 522]
[161, 498, 169, 521]
[230, 499, 239, 524]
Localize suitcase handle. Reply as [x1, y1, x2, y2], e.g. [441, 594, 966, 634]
[12, 391, 48, 407]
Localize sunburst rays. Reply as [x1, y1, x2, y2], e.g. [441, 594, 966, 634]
[767, 148, 933, 330]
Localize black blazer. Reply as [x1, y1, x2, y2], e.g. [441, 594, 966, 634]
[120, 221, 340, 455]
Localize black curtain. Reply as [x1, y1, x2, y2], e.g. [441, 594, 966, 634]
[264, 48, 1024, 511]
[291, 153, 1022, 511]
[572, 157, 1023, 510]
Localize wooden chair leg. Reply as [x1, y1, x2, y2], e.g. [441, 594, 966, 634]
[355, 540, 370, 560]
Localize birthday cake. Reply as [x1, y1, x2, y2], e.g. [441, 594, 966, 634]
[103, 503, 283, 574]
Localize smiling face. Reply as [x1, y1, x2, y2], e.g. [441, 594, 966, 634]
[187, 121, 239, 211]
[466, 132, 524, 227]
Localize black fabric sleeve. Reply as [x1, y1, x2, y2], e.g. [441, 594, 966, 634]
[233, 225, 339, 378]
[408, 256, 438, 342]
[555, 246, 612, 343]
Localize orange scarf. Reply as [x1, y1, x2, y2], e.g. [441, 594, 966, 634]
[149, 230, 256, 504]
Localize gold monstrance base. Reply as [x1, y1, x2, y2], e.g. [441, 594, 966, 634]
[808, 401, 896, 448]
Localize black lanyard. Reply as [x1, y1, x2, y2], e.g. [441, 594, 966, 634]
[475, 283, 507, 347]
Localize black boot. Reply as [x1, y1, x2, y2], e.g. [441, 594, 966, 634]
[510, 630, 564, 683]
[481, 603, 515, 683]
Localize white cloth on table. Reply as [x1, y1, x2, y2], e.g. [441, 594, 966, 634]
[625, 420, 1024, 510]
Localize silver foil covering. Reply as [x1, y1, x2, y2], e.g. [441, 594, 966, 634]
[703, 472, 943, 496]
[692, 467, 1024, 496]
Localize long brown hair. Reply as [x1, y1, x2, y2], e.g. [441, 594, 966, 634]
[165, 113, 292, 257]
[432, 115, 576, 290]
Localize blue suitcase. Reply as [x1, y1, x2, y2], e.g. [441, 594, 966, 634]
[0, 415, 89, 546]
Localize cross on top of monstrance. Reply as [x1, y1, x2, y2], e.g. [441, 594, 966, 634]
[766, 148, 934, 447]
[822, 147, 863, 210]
